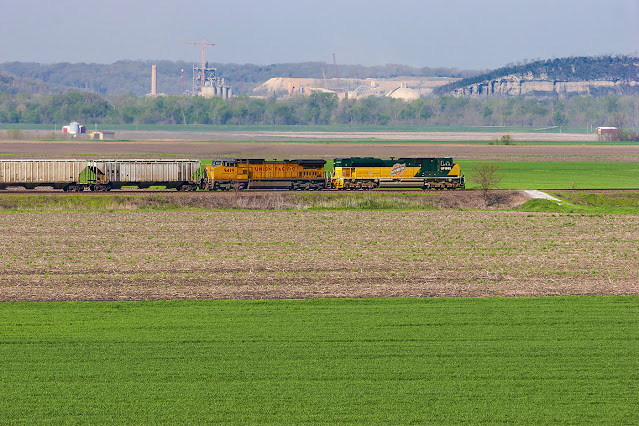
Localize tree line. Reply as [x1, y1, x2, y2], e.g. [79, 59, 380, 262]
[2, 90, 639, 130]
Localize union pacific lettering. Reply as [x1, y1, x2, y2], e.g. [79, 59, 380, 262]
[253, 165, 296, 172]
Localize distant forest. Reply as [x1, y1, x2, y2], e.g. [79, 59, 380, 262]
[2, 56, 639, 134]
[0, 61, 476, 97]
[435, 55, 639, 95]
[2, 90, 638, 133]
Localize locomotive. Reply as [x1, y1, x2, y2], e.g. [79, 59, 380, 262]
[0, 157, 464, 191]
[202, 158, 327, 191]
[331, 157, 464, 190]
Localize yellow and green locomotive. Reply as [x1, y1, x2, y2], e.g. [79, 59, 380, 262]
[203, 158, 327, 190]
[331, 157, 464, 190]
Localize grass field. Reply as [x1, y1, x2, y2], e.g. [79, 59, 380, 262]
[522, 192, 639, 215]
[0, 123, 596, 133]
[460, 161, 639, 189]
[1, 297, 637, 424]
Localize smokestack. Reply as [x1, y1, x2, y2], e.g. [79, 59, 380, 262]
[151, 65, 157, 97]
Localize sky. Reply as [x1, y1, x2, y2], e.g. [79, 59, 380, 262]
[1, 0, 638, 70]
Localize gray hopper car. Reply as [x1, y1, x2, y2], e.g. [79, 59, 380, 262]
[0, 160, 88, 191]
[88, 159, 201, 191]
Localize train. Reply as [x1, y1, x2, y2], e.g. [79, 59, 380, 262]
[0, 157, 465, 191]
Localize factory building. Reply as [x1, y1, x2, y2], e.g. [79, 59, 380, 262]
[192, 63, 231, 100]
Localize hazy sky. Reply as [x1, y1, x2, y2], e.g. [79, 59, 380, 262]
[1, 0, 638, 70]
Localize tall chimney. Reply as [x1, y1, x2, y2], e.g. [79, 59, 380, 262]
[151, 65, 157, 97]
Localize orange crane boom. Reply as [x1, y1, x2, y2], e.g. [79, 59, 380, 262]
[181, 37, 216, 88]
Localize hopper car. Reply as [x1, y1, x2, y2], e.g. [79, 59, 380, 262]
[0, 159, 201, 191]
[88, 159, 201, 191]
[0, 159, 89, 191]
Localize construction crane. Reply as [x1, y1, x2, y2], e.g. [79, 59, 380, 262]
[181, 37, 216, 88]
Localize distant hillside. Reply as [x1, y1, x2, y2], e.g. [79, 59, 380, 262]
[0, 61, 476, 97]
[0, 72, 77, 95]
[434, 56, 639, 98]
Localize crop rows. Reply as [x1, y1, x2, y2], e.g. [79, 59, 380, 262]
[1, 211, 638, 301]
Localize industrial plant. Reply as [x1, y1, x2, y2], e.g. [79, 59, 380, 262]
[147, 37, 231, 99]
[143, 38, 455, 102]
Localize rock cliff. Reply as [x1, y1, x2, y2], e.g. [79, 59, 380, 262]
[450, 74, 639, 97]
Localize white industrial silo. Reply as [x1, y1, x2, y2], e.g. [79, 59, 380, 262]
[68, 122, 80, 135]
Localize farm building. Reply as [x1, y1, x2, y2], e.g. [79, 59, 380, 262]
[596, 127, 617, 135]
[88, 131, 116, 141]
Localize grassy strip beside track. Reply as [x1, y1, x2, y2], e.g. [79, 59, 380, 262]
[0, 194, 209, 212]
[0, 190, 638, 214]
[1, 297, 637, 424]
[520, 192, 639, 215]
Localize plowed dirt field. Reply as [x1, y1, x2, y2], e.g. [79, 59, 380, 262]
[2, 210, 637, 301]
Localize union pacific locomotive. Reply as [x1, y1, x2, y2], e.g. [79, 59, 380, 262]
[203, 159, 327, 191]
[0, 157, 464, 191]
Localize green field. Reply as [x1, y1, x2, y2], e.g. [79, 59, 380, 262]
[0, 123, 595, 133]
[1, 297, 637, 424]
[460, 161, 639, 189]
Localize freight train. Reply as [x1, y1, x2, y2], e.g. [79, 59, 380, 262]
[0, 157, 464, 191]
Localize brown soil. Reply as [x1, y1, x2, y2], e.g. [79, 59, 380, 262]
[1, 210, 637, 302]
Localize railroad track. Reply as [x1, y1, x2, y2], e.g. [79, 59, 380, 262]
[1, 188, 638, 195]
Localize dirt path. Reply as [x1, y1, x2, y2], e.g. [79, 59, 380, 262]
[523, 190, 561, 201]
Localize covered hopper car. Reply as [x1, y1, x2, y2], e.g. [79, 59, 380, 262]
[88, 159, 201, 191]
[0, 159, 201, 191]
[331, 157, 465, 190]
[0, 159, 89, 191]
